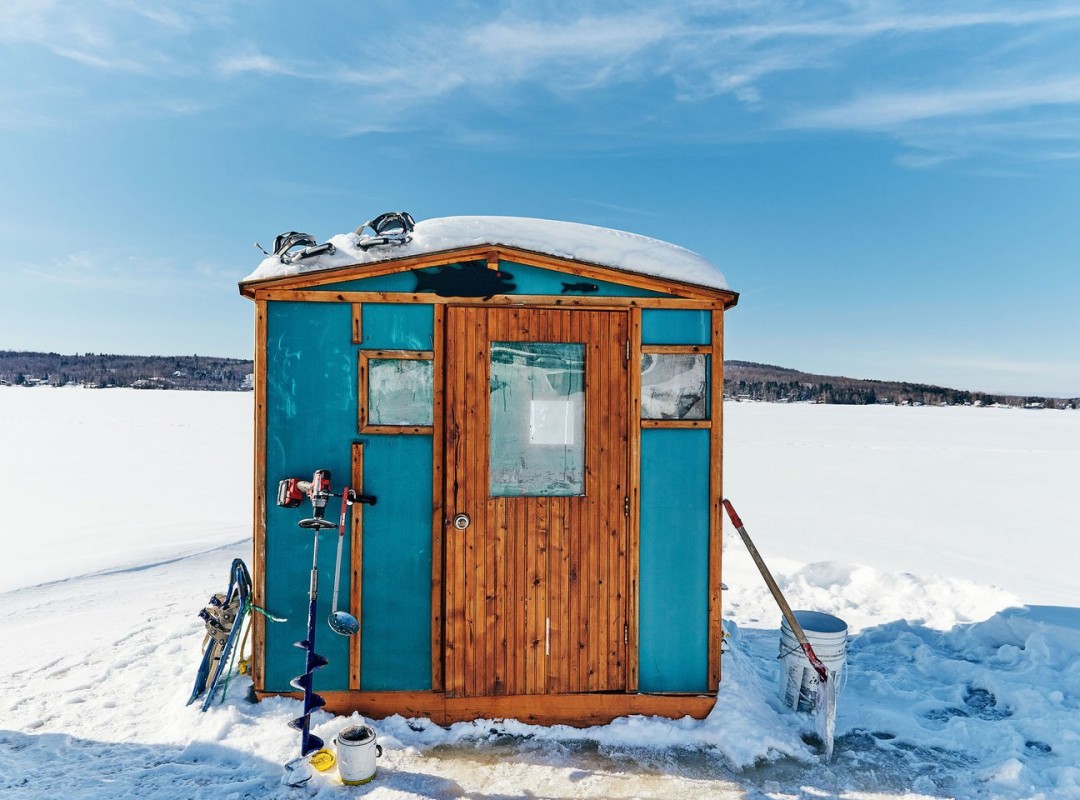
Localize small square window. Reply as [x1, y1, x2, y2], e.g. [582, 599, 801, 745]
[359, 350, 434, 433]
[640, 353, 708, 420]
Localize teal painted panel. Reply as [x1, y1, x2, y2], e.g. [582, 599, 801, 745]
[361, 304, 434, 350]
[264, 301, 357, 692]
[358, 435, 433, 691]
[639, 428, 710, 692]
[641, 309, 711, 345]
[307, 261, 670, 297]
[498, 261, 669, 297]
[312, 272, 416, 292]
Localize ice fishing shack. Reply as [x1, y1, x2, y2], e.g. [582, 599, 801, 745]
[238, 214, 738, 726]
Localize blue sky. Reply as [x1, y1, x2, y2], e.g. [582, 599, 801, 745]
[1, 1, 1077, 396]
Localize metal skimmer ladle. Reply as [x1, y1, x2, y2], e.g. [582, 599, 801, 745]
[328, 488, 375, 636]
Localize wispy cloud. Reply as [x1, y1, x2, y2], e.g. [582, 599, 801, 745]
[6, 1, 1080, 168]
[0, 0, 228, 75]
[217, 48, 300, 79]
[16, 251, 198, 296]
[791, 76, 1080, 129]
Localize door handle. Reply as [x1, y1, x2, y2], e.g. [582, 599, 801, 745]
[452, 513, 470, 530]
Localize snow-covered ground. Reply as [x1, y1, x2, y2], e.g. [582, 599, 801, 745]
[1, 388, 1078, 799]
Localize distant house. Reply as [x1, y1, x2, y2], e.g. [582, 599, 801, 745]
[238, 215, 738, 726]
[131, 377, 169, 390]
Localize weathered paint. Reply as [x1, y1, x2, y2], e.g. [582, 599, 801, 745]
[264, 300, 357, 691]
[357, 434, 433, 691]
[642, 309, 711, 345]
[638, 427, 711, 692]
[308, 261, 669, 298]
[360, 303, 434, 350]
[255, 246, 729, 713]
[497, 261, 670, 297]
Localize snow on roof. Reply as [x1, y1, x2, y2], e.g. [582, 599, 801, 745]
[241, 215, 731, 292]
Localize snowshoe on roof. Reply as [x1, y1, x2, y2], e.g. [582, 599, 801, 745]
[273, 231, 317, 257]
[260, 231, 337, 264]
[355, 211, 415, 249]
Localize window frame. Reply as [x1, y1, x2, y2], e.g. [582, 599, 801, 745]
[639, 344, 712, 429]
[358, 349, 435, 434]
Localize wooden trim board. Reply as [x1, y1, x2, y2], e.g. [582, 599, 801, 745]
[255, 690, 717, 727]
[350, 443, 364, 690]
[430, 304, 446, 692]
[252, 299, 268, 693]
[357, 349, 435, 434]
[240, 244, 739, 307]
[627, 307, 642, 692]
[254, 289, 727, 309]
[708, 309, 725, 690]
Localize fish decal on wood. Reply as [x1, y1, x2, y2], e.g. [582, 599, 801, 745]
[561, 282, 599, 294]
[413, 260, 516, 299]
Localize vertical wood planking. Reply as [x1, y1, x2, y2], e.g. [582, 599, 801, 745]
[465, 307, 482, 697]
[350, 443, 364, 690]
[443, 307, 456, 697]
[503, 308, 518, 695]
[489, 307, 505, 695]
[611, 311, 629, 688]
[594, 311, 608, 691]
[708, 309, 725, 689]
[526, 310, 542, 694]
[612, 311, 627, 688]
[482, 309, 498, 695]
[445, 306, 465, 697]
[589, 311, 602, 691]
[252, 300, 268, 692]
[475, 307, 490, 696]
[431, 304, 445, 692]
[442, 306, 635, 698]
[627, 308, 642, 691]
[551, 313, 573, 694]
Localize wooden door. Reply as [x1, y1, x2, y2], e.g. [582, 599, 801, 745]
[444, 307, 630, 698]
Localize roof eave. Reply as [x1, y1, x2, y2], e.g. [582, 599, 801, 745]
[239, 244, 737, 306]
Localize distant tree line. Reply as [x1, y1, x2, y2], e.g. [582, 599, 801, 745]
[0, 351, 253, 391]
[3, 351, 1074, 407]
[723, 361, 1076, 410]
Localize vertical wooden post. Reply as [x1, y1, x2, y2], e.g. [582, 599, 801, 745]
[349, 443, 365, 690]
[708, 308, 725, 689]
[351, 303, 363, 345]
[627, 307, 642, 692]
[430, 304, 446, 692]
[252, 300, 268, 692]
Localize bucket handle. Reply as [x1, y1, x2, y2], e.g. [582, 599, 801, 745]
[331, 737, 382, 757]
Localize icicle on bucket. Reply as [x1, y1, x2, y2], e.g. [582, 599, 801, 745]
[334, 724, 382, 785]
[778, 610, 847, 713]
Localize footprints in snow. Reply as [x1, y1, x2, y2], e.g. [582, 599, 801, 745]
[922, 686, 1015, 725]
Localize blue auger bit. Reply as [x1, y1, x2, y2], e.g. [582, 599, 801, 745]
[289, 638, 329, 755]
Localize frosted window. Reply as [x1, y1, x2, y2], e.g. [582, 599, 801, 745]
[641, 354, 708, 420]
[368, 359, 434, 426]
[490, 343, 585, 496]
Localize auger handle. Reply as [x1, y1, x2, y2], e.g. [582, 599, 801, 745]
[722, 498, 829, 683]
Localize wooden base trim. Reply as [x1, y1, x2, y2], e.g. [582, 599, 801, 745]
[254, 690, 717, 727]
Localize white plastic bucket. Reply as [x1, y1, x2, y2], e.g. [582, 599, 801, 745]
[778, 610, 847, 713]
[334, 724, 382, 785]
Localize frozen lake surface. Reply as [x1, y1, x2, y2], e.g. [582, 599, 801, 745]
[1, 388, 1078, 799]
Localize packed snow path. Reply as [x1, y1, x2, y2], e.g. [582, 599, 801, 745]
[4, 543, 1079, 799]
